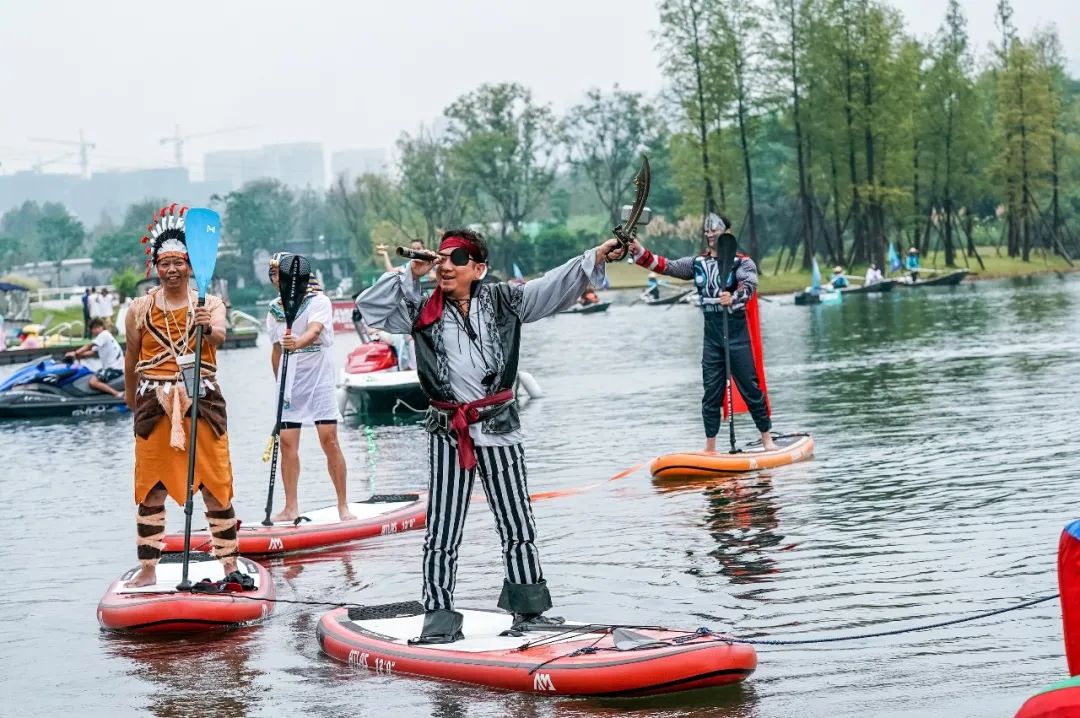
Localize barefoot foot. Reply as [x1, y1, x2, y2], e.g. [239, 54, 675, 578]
[338, 506, 357, 522]
[124, 567, 157, 588]
[703, 437, 717, 453]
[271, 509, 299, 523]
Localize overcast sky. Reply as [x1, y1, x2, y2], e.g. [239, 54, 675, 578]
[1, 0, 1076, 178]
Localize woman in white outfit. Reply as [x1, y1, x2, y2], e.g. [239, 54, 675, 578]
[266, 254, 355, 522]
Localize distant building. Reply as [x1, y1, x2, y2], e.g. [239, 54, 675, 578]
[331, 148, 387, 183]
[12, 258, 111, 288]
[0, 168, 230, 227]
[204, 142, 326, 191]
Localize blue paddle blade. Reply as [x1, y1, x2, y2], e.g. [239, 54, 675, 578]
[184, 208, 221, 300]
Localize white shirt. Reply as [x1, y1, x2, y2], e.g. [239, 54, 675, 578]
[92, 329, 124, 371]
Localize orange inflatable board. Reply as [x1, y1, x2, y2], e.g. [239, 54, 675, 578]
[97, 554, 274, 633]
[318, 604, 756, 697]
[651, 434, 814, 479]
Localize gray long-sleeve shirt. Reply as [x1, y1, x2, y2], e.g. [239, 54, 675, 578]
[356, 249, 606, 446]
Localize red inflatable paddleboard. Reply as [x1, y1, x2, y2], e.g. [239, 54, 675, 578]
[317, 603, 756, 696]
[162, 493, 426, 556]
[97, 553, 274, 633]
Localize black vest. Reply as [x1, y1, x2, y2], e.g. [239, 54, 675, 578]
[411, 282, 525, 436]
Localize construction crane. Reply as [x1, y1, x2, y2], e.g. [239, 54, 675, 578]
[28, 130, 96, 177]
[159, 125, 255, 168]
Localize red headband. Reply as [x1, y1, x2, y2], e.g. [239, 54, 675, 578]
[439, 235, 482, 262]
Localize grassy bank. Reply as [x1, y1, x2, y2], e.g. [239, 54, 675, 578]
[604, 250, 1076, 295]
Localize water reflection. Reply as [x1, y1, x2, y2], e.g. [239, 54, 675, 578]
[654, 474, 786, 585]
[102, 629, 262, 718]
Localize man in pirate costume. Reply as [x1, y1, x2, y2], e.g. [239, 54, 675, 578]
[357, 228, 627, 643]
[630, 213, 776, 453]
[265, 253, 354, 523]
[122, 204, 240, 588]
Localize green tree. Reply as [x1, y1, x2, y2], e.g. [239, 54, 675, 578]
[564, 86, 660, 226]
[444, 83, 559, 239]
[91, 231, 143, 274]
[37, 207, 86, 287]
[920, 0, 980, 267]
[0, 200, 46, 266]
[996, 39, 1055, 261]
[398, 128, 472, 242]
[218, 179, 295, 281]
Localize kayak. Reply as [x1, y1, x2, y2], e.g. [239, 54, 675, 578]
[559, 301, 611, 315]
[841, 279, 896, 295]
[644, 290, 693, 306]
[97, 553, 274, 633]
[162, 494, 427, 556]
[317, 603, 756, 696]
[895, 269, 970, 287]
[794, 289, 841, 306]
[651, 434, 815, 479]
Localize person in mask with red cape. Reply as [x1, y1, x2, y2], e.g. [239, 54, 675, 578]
[630, 213, 775, 453]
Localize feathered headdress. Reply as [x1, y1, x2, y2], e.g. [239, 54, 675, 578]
[141, 204, 189, 277]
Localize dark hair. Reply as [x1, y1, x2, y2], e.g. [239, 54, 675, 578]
[410, 239, 425, 249]
[719, 215, 733, 232]
[89, 318, 107, 330]
[440, 228, 488, 262]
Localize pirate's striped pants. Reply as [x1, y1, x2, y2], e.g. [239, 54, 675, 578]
[423, 433, 543, 611]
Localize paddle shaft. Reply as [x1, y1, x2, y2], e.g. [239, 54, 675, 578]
[721, 306, 737, 453]
[261, 329, 292, 526]
[177, 300, 206, 592]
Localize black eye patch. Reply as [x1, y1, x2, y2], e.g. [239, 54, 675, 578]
[449, 247, 471, 266]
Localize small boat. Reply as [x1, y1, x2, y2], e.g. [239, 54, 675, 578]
[559, 301, 611, 315]
[895, 269, 970, 287]
[317, 603, 756, 697]
[651, 433, 815, 479]
[340, 342, 542, 418]
[841, 279, 896, 295]
[793, 288, 842, 306]
[162, 494, 428, 556]
[0, 357, 126, 420]
[97, 553, 274, 633]
[643, 289, 694, 306]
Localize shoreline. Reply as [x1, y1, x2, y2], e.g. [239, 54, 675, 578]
[602, 254, 1078, 294]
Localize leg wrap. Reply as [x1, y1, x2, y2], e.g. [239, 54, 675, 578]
[136, 504, 166, 568]
[206, 507, 239, 564]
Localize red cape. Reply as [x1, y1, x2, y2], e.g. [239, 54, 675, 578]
[723, 292, 770, 419]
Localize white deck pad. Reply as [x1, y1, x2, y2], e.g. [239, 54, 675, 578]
[350, 609, 595, 653]
[255, 500, 416, 528]
[113, 557, 262, 595]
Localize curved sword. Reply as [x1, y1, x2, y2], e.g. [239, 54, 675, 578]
[612, 154, 651, 247]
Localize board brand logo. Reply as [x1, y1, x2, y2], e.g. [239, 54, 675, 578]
[533, 673, 556, 692]
[267, 537, 285, 551]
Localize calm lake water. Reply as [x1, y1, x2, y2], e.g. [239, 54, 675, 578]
[2, 274, 1078, 717]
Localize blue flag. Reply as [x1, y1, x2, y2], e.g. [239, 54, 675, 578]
[512, 263, 524, 281]
[887, 243, 902, 273]
[810, 257, 822, 291]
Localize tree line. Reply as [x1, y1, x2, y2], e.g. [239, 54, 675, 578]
[1, 0, 1077, 290]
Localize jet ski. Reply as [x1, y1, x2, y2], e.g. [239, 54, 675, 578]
[0, 357, 127, 419]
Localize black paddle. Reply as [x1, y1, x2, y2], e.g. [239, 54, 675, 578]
[716, 233, 739, 454]
[261, 253, 311, 526]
